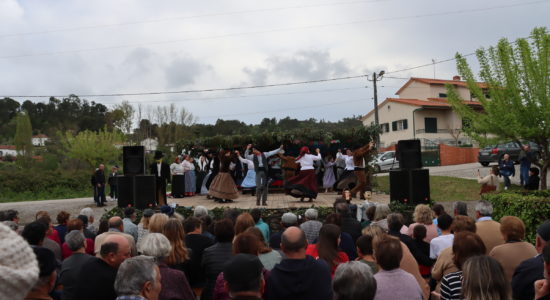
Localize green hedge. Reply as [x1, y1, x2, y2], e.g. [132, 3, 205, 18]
[483, 191, 550, 243]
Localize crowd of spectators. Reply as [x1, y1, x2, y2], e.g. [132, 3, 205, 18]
[1, 199, 549, 300]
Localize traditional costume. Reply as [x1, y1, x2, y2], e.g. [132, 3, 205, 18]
[350, 143, 374, 199]
[196, 155, 209, 194]
[322, 159, 336, 189]
[150, 150, 171, 206]
[285, 147, 322, 201]
[245, 146, 282, 206]
[183, 158, 196, 196]
[170, 158, 185, 198]
[334, 149, 357, 191]
[239, 156, 256, 192]
[208, 151, 239, 201]
[279, 154, 299, 182]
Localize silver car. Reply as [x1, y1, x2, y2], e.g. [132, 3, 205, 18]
[372, 151, 398, 172]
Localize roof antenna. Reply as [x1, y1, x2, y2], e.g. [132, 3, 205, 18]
[431, 59, 436, 79]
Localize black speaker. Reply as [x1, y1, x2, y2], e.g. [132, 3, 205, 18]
[396, 140, 422, 169]
[389, 169, 430, 204]
[123, 146, 145, 176]
[117, 176, 134, 208]
[134, 175, 156, 209]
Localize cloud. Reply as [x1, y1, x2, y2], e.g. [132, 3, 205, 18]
[267, 50, 350, 80]
[164, 56, 211, 88]
[242, 67, 268, 85]
[0, 0, 24, 21]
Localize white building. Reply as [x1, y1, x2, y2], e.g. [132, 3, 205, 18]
[31, 134, 49, 146]
[141, 138, 159, 152]
[0, 145, 17, 157]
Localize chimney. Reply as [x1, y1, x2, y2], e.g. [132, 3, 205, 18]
[453, 75, 461, 81]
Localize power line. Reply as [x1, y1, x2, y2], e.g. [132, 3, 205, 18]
[1, 0, 546, 60]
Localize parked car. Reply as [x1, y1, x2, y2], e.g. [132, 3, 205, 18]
[477, 141, 539, 166]
[371, 151, 399, 172]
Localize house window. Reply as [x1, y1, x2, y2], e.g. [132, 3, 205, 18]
[380, 123, 390, 133]
[392, 119, 408, 131]
[425, 117, 438, 133]
[439, 93, 447, 98]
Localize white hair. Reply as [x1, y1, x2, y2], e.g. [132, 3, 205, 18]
[305, 208, 318, 220]
[137, 233, 172, 259]
[475, 200, 493, 217]
[333, 261, 376, 300]
[193, 206, 209, 218]
[79, 207, 94, 219]
[114, 256, 158, 296]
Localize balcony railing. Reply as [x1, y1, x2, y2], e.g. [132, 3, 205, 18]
[415, 129, 451, 134]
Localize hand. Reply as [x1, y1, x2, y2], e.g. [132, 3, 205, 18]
[368, 141, 375, 149]
[280, 144, 284, 149]
[246, 144, 252, 149]
[534, 279, 550, 300]
[316, 148, 320, 154]
[430, 291, 441, 300]
[338, 149, 342, 153]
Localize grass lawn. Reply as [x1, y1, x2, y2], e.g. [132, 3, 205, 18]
[373, 175, 522, 202]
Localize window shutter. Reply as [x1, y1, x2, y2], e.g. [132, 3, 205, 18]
[392, 121, 397, 131]
[403, 119, 408, 130]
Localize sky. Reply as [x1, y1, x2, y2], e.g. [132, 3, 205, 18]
[0, 0, 548, 125]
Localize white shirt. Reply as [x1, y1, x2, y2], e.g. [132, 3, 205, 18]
[297, 153, 322, 170]
[182, 160, 195, 172]
[429, 234, 454, 259]
[336, 152, 355, 170]
[170, 163, 184, 175]
[239, 157, 254, 169]
[156, 163, 161, 176]
[245, 148, 281, 168]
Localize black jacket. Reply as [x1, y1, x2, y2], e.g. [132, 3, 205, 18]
[75, 257, 117, 300]
[389, 230, 433, 267]
[185, 234, 215, 288]
[150, 161, 171, 183]
[94, 169, 105, 185]
[201, 242, 233, 300]
[512, 254, 544, 300]
[525, 175, 540, 190]
[340, 214, 362, 242]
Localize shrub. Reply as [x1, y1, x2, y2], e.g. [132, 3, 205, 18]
[483, 191, 550, 243]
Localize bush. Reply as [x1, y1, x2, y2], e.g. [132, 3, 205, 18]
[483, 191, 550, 243]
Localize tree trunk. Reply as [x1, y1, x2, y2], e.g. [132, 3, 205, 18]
[541, 162, 549, 190]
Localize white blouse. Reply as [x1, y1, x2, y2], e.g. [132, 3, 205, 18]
[182, 160, 195, 172]
[297, 153, 322, 170]
[336, 153, 355, 170]
[239, 157, 255, 169]
[170, 163, 184, 175]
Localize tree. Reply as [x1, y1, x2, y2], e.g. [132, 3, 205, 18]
[107, 101, 135, 135]
[14, 111, 34, 165]
[447, 27, 550, 189]
[61, 128, 125, 169]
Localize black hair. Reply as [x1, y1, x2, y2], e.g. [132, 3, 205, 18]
[530, 167, 540, 176]
[413, 224, 427, 241]
[437, 214, 453, 231]
[77, 215, 89, 226]
[22, 221, 48, 246]
[214, 218, 235, 243]
[250, 208, 261, 223]
[183, 216, 202, 234]
[356, 235, 374, 255]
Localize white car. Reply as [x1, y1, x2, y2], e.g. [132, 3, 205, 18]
[371, 151, 399, 172]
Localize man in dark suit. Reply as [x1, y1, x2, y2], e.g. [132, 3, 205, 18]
[94, 164, 106, 207]
[150, 150, 170, 206]
[107, 165, 119, 201]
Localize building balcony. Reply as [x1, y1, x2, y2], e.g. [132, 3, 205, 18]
[415, 129, 451, 134]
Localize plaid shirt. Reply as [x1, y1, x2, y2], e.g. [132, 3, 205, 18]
[115, 296, 148, 300]
[300, 220, 323, 244]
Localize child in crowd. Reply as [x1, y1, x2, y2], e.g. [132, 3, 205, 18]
[412, 224, 432, 279]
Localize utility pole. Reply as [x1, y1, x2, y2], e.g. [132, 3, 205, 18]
[369, 70, 384, 147]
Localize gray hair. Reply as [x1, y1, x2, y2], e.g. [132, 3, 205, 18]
[475, 200, 493, 217]
[2, 220, 18, 231]
[305, 208, 318, 220]
[453, 201, 468, 216]
[137, 233, 171, 259]
[373, 204, 391, 221]
[193, 206, 209, 218]
[65, 230, 85, 251]
[333, 261, 377, 300]
[79, 207, 94, 219]
[114, 256, 158, 296]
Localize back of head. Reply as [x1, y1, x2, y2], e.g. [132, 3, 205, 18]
[450, 215, 476, 233]
[452, 232, 486, 269]
[31, 247, 57, 292]
[499, 216, 526, 242]
[148, 213, 169, 234]
[77, 215, 89, 226]
[453, 201, 468, 216]
[214, 218, 235, 243]
[79, 207, 94, 219]
[137, 233, 171, 259]
[57, 211, 70, 225]
[413, 224, 427, 241]
[109, 217, 123, 230]
[281, 226, 307, 254]
[318, 224, 341, 266]
[223, 254, 264, 295]
[233, 232, 260, 255]
[356, 235, 374, 256]
[305, 208, 318, 220]
[325, 213, 342, 227]
[437, 214, 453, 231]
[335, 202, 350, 215]
[281, 212, 298, 227]
[462, 255, 510, 300]
[123, 207, 135, 219]
[235, 213, 255, 235]
[250, 208, 261, 223]
[22, 221, 48, 246]
[373, 234, 402, 271]
[67, 218, 84, 232]
[183, 216, 202, 234]
[413, 204, 433, 224]
[387, 213, 404, 232]
[373, 204, 391, 221]
[193, 206, 208, 218]
[333, 261, 376, 300]
[114, 256, 158, 297]
[65, 230, 86, 251]
[475, 200, 493, 217]
[432, 204, 446, 217]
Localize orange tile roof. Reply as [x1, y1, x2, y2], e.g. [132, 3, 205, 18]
[0, 145, 16, 150]
[427, 98, 483, 106]
[396, 77, 488, 95]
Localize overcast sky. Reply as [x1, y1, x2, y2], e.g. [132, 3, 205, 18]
[0, 0, 548, 124]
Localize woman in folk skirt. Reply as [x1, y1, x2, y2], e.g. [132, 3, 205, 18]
[285, 147, 322, 202]
[237, 150, 256, 195]
[208, 150, 239, 203]
[323, 155, 336, 193]
[170, 156, 185, 198]
[182, 155, 197, 196]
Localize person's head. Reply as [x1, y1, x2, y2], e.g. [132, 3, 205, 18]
[100, 234, 131, 268]
[387, 213, 404, 232]
[432, 204, 446, 218]
[22, 221, 48, 246]
[529, 167, 540, 176]
[163, 219, 188, 264]
[148, 213, 169, 234]
[112, 166, 118, 172]
[65, 230, 86, 252]
[462, 256, 510, 300]
[124, 207, 136, 221]
[453, 201, 468, 216]
[335, 202, 350, 215]
[491, 165, 499, 176]
[317, 224, 342, 269]
[140, 209, 154, 229]
[98, 219, 109, 235]
[373, 234, 402, 271]
[223, 254, 264, 298]
[109, 216, 124, 232]
[114, 256, 161, 300]
[342, 189, 352, 201]
[159, 205, 174, 217]
[346, 149, 352, 156]
[281, 226, 307, 257]
[4, 209, 19, 223]
[356, 235, 375, 257]
[437, 214, 454, 232]
[57, 211, 70, 226]
[137, 233, 171, 261]
[373, 204, 391, 221]
[245, 226, 271, 254]
[214, 219, 235, 243]
[304, 208, 318, 221]
[77, 215, 89, 227]
[99, 164, 105, 170]
[193, 206, 209, 218]
[499, 216, 526, 242]
[503, 153, 510, 160]
[224, 209, 242, 225]
[235, 213, 256, 236]
[325, 213, 342, 227]
[542, 243, 550, 283]
[333, 261, 377, 300]
[413, 224, 427, 242]
[413, 204, 433, 225]
[67, 218, 84, 232]
[183, 216, 202, 234]
[281, 212, 298, 228]
[233, 232, 260, 255]
[535, 220, 550, 254]
[0, 222, 39, 300]
[366, 206, 376, 222]
[450, 215, 477, 233]
[36, 216, 53, 236]
[452, 232, 486, 269]
[475, 200, 493, 219]
[79, 207, 95, 223]
[250, 208, 262, 223]
[30, 247, 57, 295]
[362, 224, 385, 241]
[174, 156, 181, 164]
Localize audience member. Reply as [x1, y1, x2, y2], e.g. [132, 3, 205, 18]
[371, 204, 391, 232]
[163, 219, 190, 278]
[79, 208, 97, 235]
[251, 208, 270, 242]
[62, 218, 94, 258]
[300, 208, 323, 244]
[184, 216, 214, 290]
[265, 226, 332, 300]
[489, 216, 537, 282]
[387, 213, 432, 268]
[362, 206, 376, 228]
[200, 215, 216, 241]
[94, 216, 136, 256]
[76, 234, 131, 300]
[55, 211, 71, 244]
[114, 256, 162, 300]
[356, 234, 378, 273]
[22, 220, 48, 246]
[453, 201, 468, 216]
[306, 224, 349, 276]
[525, 167, 540, 190]
[76, 215, 96, 240]
[373, 234, 423, 300]
[461, 255, 511, 300]
[439, 232, 486, 300]
[97, 219, 109, 235]
[36, 216, 62, 262]
[24, 247, 57, 300]
[58, 230, 93, 300]
[333, 261, 376, 300]
[148, 213, 169, 234]
[475, 200, 505, 253]
[432, 203, 446, 235]
[223, 254, 265, 300]
[335, 202, 361, 242]
[533, 243, 550, 300]
[234, 213, 255, 236]
[325, 213, 356, 260]
[122, 207, 138, 242]
[0, 222, 39, 300]
[512, 219, 550, 300]
[269, 212, 297, 249]
[202, 219, 235, 300]
[407, 204, 438, 242]
[412, 224, 431, 278]
[138, 208, 154, 241]
[138, 233, 194, 300]
[430, 214, 454, 259]
[246, 227, 282, 270]
[194, 206, 209, 218]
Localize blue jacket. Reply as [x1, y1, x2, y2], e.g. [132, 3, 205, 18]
[499, 159, 515, 177]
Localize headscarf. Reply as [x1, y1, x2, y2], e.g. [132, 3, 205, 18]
[296, 146, 310, 161]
